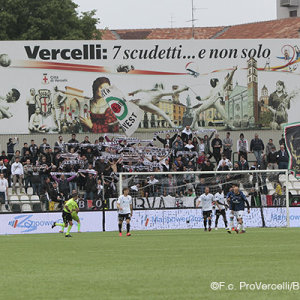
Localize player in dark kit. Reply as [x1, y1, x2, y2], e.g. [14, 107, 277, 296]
[227, 186, 250, 234]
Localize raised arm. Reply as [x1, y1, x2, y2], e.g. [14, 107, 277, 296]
[156, 135, 166, 144]
[160, 86, 188, 98]
[128, 89, 147, 96]
[66, 174, 77, 182]
[51, 175, 59, 183]
[172, 86, 189, 95]
[223, 66, 237, 89]
[208, 131, 215, 141]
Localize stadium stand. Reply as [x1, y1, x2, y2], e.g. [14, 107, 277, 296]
[0, 128, 296, 214]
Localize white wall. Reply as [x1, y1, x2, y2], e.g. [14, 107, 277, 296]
[277, 0, 300, 19]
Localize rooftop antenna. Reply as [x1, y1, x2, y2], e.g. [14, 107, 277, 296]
[187, 0, 208, 38]
[170, 14, 174, 28]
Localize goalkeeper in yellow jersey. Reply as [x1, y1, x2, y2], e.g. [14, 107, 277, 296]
[52, 190, 80, 237]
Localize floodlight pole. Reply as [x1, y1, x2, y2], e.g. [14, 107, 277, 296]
[119, 174, 123, 197]
[285, 169, 290, 227]
[102, 174, 105, 232]
[192, 0, 195, 39]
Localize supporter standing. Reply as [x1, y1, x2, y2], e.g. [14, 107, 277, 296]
[52, 173, 76, 200]
[3, 159, 11, 187]
[250, 133, 264, 165]
[181, 125, 193, 144]
[10, 150, 22, 164]
[0, 173, 9, 210]
[31, 167, 41, 195]
[0, 160, 7, 178]
[7, 137, 18, 161]
[197, 138, 205, 154]
[54, 136, 65, 153]
[67, 133, 79, 151]
[21, 150, 32, 164]
[238, 156, 249, 170]
[29, 139, 39, 164]
[267, 146, 278, 170]
[0, 151, 8, 161]
[211, 133, 222, 164]
[48, 181, 63, 211]
[265, 139, 275, 156]
[156, 132, 177, 148]
[203, 132, 214, 158]
[217, 154, 232, 170]
[39, 138, 50, 156]
[11, 157, 24, 194]
[279, 134, 286, 148]
[223, 132, 233, 160]
[40, 177, 52, 210]
[23, 159, 33, 193]
[84, 172, 98, 201]
[276, 144, 289, 169]
[184, 139, 195, 152]
[21, 143, 30, 157]
[237, 133, 249, 161]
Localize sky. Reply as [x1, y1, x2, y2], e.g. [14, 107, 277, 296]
[72, 0, 277, 29]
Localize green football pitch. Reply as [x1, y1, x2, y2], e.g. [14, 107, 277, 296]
[0, 228, 299, 300]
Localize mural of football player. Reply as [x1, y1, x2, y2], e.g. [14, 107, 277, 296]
[0, 54, 11, 67]
[52, 86, 67, 132]
[190, 66, 237, 129]
[128, 83, 188, 128]
[28, 108, 49, 133]
[26, 88, 37, 121]
[0, 88, 20, 119]
[265, 81, 292, 130]
[80, 77, 119, 133]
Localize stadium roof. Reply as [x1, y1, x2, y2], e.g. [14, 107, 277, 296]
[100, 18, 300, 40]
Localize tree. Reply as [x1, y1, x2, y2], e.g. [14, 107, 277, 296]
[259, 110, 273, 128]
[0, 0, 101, 40]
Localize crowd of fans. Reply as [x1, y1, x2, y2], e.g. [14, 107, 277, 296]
[0, 126, 290, 210]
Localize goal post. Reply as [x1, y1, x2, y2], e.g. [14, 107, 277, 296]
[118, 169, 294, 228]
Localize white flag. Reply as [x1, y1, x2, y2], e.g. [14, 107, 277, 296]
[101, 85, 143, 137]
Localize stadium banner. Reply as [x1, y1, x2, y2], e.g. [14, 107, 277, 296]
[109, 196, 196, 210]
[284, 122, 300, 178]
[0, 39, 299, 134]
[262, 207, 287, 227]
[0, 207, 299, 235]
[101, 85, 143, 136]
[263, 207, 300, 227]
[0, 212, 102, 235]
[105, 208, 263, 231]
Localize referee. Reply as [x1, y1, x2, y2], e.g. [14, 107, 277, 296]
[52, 190, 79, 237]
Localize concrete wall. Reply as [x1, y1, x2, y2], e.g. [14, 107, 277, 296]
[277, 0, 300, 19]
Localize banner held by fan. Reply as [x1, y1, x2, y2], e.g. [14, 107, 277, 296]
[284, 122, 300, 179]
[101, 85, 143, 137]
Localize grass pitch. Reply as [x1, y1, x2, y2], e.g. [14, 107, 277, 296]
[0, 228, 299, 300]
